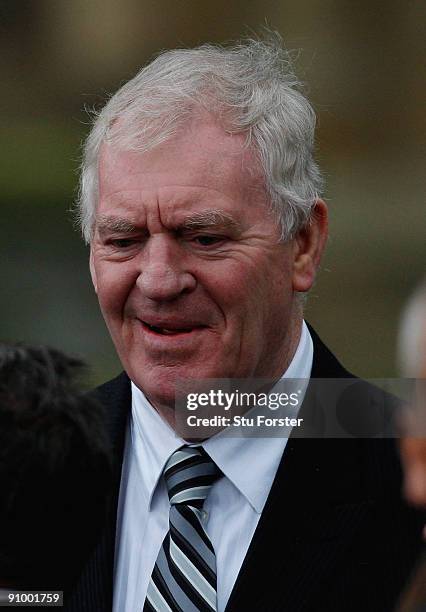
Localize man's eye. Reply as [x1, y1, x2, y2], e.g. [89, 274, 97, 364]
[109, 239, 137, 248]
[193, 235, 223, 246]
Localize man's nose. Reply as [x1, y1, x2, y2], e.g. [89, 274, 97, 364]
[136, 235, 196, 301]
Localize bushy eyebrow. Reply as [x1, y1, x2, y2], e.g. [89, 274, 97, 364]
[95, 209, 241, 237]
[180, 210, 241, 233]
[96, 215, 137, 236]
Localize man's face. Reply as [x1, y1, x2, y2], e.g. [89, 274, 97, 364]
[90, 118, 319, 409]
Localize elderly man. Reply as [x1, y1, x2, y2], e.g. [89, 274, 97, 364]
[67, 36, 423, 612]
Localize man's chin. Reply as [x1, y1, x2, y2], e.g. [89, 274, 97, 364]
[129, 362, 222, 413]
[131, 368, 194, 406]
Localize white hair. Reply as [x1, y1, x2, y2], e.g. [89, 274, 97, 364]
[76, 32, 324, 244]
[398, 279, 426, 377]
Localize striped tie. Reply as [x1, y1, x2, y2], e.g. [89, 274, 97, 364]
[144, 446, 222, 612]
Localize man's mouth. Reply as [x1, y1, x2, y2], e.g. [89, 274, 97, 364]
[141, 321, 202, 336]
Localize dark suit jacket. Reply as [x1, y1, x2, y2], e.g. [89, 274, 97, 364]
[65, 328, 425, 612]
[395, 552, 426, 611]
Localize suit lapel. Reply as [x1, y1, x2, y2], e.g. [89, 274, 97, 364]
[225, 327, 371, 612]
[65, 372, 131, 612]
[225, 439, 372, 611]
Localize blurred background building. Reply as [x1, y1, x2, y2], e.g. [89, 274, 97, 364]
[1, 0, 425, 385]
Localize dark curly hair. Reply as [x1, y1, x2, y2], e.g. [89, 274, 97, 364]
[0, 344, 113, 590]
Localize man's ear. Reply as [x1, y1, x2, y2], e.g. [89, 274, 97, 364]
[89, 248, 98, 294]
[292, 199, 328, 293]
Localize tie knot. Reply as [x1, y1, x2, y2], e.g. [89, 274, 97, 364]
[163, 446, 221, 508]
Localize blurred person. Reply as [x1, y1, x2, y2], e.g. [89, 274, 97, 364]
[0, 344, 113, 597]
[395, 280, 426, 612]
[399, 279, 426, 508]
[67, 34, 424, 611]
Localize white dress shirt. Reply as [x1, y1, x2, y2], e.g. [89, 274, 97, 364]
[113, 321, 313, 612]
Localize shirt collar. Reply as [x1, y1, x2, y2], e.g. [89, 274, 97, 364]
[203, 320, 313, 513]
[131, 320, 313, 513]
[131, 383, 185, 509]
